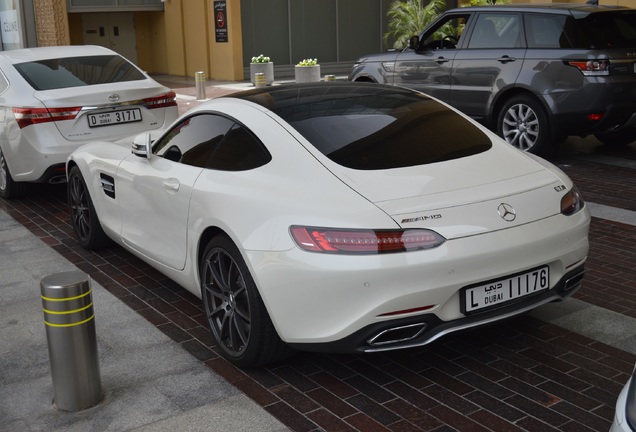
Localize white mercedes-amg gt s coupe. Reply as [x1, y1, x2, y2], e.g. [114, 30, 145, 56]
[67, 82, 590, 368]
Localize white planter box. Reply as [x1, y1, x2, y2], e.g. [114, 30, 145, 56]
[250, 62, 274, 86]
[295, 65, 321, 83]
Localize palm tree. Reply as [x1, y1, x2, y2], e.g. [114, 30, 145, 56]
[384, 0, 511, 50]
[384, 0, 446, 50]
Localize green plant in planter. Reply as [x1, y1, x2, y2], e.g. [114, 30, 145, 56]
[297, 58, 318, 66]
[251, 54, 271, 64]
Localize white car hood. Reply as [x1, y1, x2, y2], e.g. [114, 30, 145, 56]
[324, 145, 563, 239]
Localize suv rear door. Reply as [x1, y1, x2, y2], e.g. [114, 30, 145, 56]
[450, 12, 525, 121]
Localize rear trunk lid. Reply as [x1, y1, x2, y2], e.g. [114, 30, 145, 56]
[33, 81, 176, 141]
[325, 146, 564, 239]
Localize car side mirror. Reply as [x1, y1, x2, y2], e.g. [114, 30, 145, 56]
[132, 132, 152, 160]
[408, 35, 420, 50]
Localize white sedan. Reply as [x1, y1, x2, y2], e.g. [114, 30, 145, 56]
[0, 45, 178, 199]
[67, 82, 590, 368]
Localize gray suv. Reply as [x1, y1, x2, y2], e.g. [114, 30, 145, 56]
[349, 3, 636, 155]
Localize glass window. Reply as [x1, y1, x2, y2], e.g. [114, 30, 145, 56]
[565, 11, 636, 49]
[524, 14, 568, 48]
[237, 84, 491, 170]
[206, 123, 272, 171]
[154, 114, 234, 167]
[154, 113, 271, 171]
[469, 14, 521, 49]
[13, 55, 145, 90]
[421, 14, 470, 50]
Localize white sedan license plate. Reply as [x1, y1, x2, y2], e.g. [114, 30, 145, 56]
[463, 266, 550, 314]
[88, 108, 142, 128]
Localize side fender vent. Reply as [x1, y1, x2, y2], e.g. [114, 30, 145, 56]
[99, 173, 115, 199]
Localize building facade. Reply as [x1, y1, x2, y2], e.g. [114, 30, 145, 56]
[10, 0, 636, 81]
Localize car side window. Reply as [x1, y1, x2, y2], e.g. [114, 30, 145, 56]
[420, 14, 470, 50]
[468, 14, 521, 49]
[206, 123, 272, 171]
[524, 14, 569, 48]
[153, 114, 234, 167]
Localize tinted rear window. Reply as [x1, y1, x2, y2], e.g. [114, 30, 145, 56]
[237, 84, 491, 170]
[525, 11, 636, 49]
[14, 55, 146, 90]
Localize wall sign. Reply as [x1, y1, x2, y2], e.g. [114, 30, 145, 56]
[214, 1, 228, 43]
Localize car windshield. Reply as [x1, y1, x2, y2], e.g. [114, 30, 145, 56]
[13, 55, 146, 90]
[236, 84, 491, 170]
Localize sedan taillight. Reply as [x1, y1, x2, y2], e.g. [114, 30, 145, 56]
[290, 226, 446, 254]
[13, 107, 81, 129]
[143, 91, 177, 109]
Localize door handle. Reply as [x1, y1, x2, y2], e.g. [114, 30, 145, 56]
[162, 178, 180, 192]
[498, 56, 516, 64]
[435, 57, 451, 64]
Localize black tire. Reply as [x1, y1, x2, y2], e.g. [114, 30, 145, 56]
[0, 147, 27, 199]
[200, 235, 292, 368]
[594, 128, 636, 146]
[68, 166, 111, 249]
[497, 95, 551, 155]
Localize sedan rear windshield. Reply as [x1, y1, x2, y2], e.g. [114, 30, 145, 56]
[14, 55, 146, 91]
[237, 84, 491, 170]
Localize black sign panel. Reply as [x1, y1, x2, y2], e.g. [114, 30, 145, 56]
[214, 1, 228, 43]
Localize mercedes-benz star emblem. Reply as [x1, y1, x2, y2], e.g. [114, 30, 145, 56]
[108, 94, 120, 102]
[498, 203, 516, 222]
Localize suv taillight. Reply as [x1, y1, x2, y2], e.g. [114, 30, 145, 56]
[13, 107, 81, 129]
[566, 60, 610, 76]
[143, 91, 177, 109]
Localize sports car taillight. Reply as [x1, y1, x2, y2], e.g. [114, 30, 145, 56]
[143, 91, 177, 109]
[290, 226, 446, 254]
[13, 107, 81, 128]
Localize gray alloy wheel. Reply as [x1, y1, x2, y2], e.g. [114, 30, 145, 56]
[200, 235, 292, 368]
[68, 166, 110, 249]
[498, 95, 550, 155]
[0, 147, 26, 199]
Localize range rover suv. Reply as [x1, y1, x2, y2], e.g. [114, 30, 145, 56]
[348, 3, 636, 155]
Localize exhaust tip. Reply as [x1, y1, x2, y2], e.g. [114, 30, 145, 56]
[49, 176, 67, 185]
[367, 323, 427, 347]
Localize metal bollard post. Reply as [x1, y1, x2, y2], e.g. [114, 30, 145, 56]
[195, 71, 207, 100]
[41, 271, 102, 411]
[254, 72, 266, 88]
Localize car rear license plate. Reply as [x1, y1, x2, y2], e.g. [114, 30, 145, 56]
[463, 266, 549, 315]
[88, 108, 142, 128]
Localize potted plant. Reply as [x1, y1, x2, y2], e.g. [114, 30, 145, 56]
[250, 54, 274, 86]
[294, 58, 320, 83]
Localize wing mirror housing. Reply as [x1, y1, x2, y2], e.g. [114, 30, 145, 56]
[132, 132, 151, 159]
[132, 131, 157, 160]
[408, 35, 420, 50]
